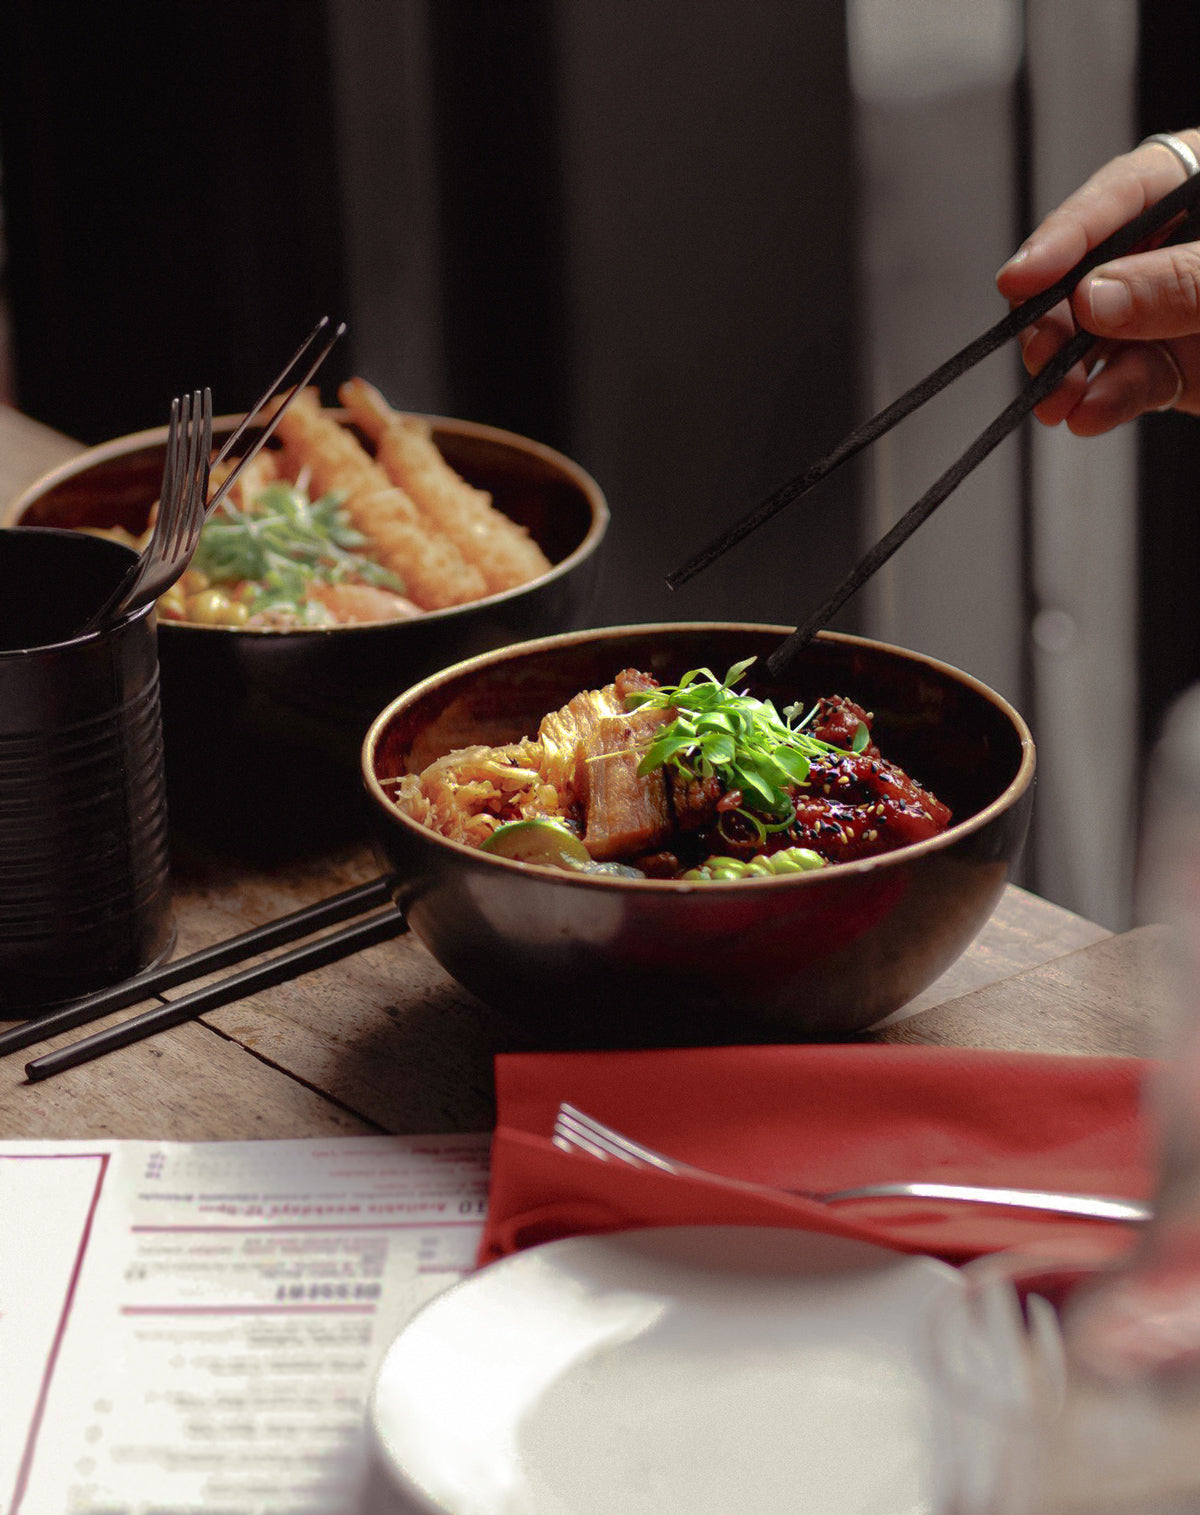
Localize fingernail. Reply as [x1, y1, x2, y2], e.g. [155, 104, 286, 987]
[998, 243, 1031, 277]
[1016, 323, 1043, 371]
[1084, 276, 1133, 328]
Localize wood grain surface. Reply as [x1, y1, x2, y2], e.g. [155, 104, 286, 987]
[0, 845, 1145, 1143]
[879, 924, 1173, 1057]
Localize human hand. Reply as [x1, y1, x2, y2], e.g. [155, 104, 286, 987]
[996, 130, 1200, 434]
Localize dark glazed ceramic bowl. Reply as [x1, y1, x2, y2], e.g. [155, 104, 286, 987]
[7, 412, 609, 857]
[362, 623, 1036, 1046]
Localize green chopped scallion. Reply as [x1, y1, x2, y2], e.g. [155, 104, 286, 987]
[191, 481, 404, 622]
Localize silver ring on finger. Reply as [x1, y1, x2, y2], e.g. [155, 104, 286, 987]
[1141, 131, 1200, 180]
[1152, 342, 1186, 412]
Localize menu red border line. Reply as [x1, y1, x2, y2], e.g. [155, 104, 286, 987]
[119, 1304, 378, 1316]
[5, 1152, 110, 1515]
[130, 1219, 484, 1232]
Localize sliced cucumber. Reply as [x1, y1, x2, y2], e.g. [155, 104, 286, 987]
[480, 818, 592, 870]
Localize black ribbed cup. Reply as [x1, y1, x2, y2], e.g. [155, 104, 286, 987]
[0, 528, 173, 1012]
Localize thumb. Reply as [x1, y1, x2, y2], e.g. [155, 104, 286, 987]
[1075, 243, 1200, 340]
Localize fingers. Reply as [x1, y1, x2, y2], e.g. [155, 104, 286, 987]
[1060, 342, 1181, 435]
[1016, 299, 1092, 424]
[1072, 242, 1200, 339]
[997, 131, 1200, 431]
[996, 134, 1197, 301]
[1049, 338, 1199, 436]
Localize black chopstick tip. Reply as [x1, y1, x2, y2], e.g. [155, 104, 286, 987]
[665, 550, 716, 588]
[666, 542, 732, 590]
[765, 624, 821, 681]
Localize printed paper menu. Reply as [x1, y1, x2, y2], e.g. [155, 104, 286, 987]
[0, 1133, 491, 1514]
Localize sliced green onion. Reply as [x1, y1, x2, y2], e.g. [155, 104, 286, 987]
[192, 480, 405, 622]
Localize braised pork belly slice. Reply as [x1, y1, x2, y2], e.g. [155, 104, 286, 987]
[535, 683, 627, 794]
[579, 705, 673, 860]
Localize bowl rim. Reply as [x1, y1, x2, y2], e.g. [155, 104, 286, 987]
[3, 409, 611, 638]
[361, 620, 1036, 891]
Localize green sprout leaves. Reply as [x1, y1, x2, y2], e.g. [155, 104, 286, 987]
[626, 658, 856, 834]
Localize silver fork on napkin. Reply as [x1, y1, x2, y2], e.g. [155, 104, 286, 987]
[551, 1102, 1153, 1224]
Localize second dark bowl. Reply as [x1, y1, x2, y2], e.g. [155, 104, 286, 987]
[8, 412, 609, 857]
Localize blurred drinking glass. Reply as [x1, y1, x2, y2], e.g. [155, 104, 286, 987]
[1135, 685, 1200, 1282]
[924, 684, 1200, 1513]
[925, 1247, 1200, 1514]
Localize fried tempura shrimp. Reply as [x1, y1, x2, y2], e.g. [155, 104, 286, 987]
[272, 389, 487, 610]
[339, 378, 552, 594]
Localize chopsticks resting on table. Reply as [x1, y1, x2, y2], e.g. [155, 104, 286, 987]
[666, 170, 1200, 677]
[0, 875, 405, 1081]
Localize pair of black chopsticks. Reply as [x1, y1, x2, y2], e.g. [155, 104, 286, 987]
[668, 170, 1200, 678]
[204, 314, 347, 514]
[0, 876, 405, 1082]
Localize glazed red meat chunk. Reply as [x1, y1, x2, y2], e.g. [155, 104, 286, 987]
[790, 749, 951, 863]
[805, 695, 880, 757]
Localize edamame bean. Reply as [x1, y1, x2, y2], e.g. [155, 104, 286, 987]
[682, 845, 828, 881]
[767, 846, 825, 874]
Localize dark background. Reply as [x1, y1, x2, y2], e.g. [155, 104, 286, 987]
[1, 0, 1198, 917]
[0, 1, 862, 637]
[0, 3, 352, 442]
[1137, 0, 1200, 754]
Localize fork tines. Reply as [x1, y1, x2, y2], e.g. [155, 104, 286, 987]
[176, 387, 213, 561]
[552, 1102, 673, 1173]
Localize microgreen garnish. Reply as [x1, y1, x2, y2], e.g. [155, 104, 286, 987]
[787, 699, 871, 755]
[625, 658, 857, 831]
[193, 481, 405, 622]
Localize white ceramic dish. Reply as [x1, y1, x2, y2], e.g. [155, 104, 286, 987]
[365, 1225, 962, 1515]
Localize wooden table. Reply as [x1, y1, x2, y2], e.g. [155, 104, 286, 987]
[0, 404, 1175, 1143]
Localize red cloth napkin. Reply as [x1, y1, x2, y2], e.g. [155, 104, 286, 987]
[479, 1044, 1157, 1267]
